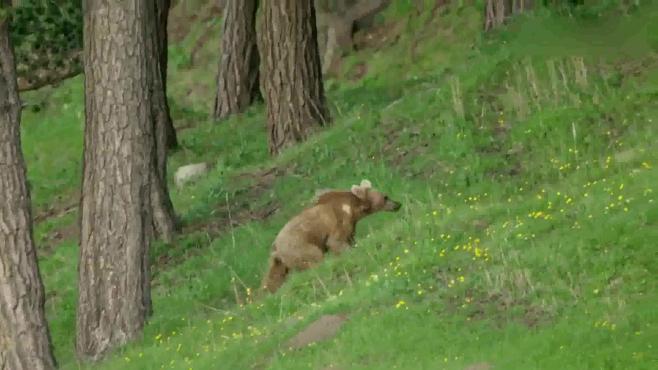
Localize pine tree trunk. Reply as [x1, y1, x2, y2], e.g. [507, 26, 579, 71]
[156, 0, 178, 149]
[152, 0, 178, 244]
[77, 0, 167, 360]
[213, 0, 260, 120]
[0, 5, 57, 369]
[484, 0, 534, 31]
[258, 0, 330, 155]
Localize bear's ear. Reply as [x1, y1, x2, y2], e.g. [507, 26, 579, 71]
[351, 184, 369, 200]
[360, 179, 372, 189]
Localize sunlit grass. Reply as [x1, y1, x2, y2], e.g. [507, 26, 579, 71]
[19, 1, 658, 369]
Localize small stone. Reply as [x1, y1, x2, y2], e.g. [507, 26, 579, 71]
[464, 362, 492, 370]
[285, 314, 348, 350]
[174, 162, 209, 188]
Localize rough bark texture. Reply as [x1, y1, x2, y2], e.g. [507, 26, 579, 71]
[77, 0, 167, 361]
[213, 0, 260, 120]
[258, 0, 330, 155]
[484, 0, 534, 31]
[156, 0, 178, 149]
[315, 0, 389, 75]
[0, 4, 58, 369]
[152, 0, 178, 244]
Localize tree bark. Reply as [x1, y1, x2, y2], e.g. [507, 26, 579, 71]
[484, 0, 534, 31]
[77, 0, 171, 360]
[213, 0, 260, 120]
[316, 0, 389, 76]
[156, 0, 178, 149]
[0, 4, 58, 369]
[152, 0, 178, 244]
[258, 0, 330, 155]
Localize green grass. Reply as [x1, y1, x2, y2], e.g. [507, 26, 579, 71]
[19, 1, 658, 369]
[21, 75, 84, 211]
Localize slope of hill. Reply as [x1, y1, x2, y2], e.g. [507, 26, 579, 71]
[19, 2, 658, 369]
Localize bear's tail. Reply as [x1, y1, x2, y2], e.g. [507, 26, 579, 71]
[261, 254, 289, 293]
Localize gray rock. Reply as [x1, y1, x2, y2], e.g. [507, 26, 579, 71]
[285, 313, 349, 350]
[174, 162, 209, 188]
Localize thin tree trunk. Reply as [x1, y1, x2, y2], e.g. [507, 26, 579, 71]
[76, 0, 163, 361]
[213, 0, 260, 120]
[484, 0, 534, 31]
[0, 4, 57, 369]
[152, 0, 178, 244]
[156, 0, 178, 149]
[258, 0, 330, 155]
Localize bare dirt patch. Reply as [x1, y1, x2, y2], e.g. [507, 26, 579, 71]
[33, 201, 77, 224]
[434, 265, 553, 329]
[249, 313, 350, 370]
[464, 362, 493, 370]
[321, 365, 345, 370]
[33, 201, 79, 255]
[285, 313, 349, 350]
[39, 220, 79, 255]
[460, 292, 552, 329]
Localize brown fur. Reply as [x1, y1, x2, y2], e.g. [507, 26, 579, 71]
[261, 179, 401, 293]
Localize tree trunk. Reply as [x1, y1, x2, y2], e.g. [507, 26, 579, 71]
[77, 0, 169, 360]
[0, 4, 58, 369]
[258, 0, 330, 155]
[316, 0, 389, 76]
[156, 0, 178, 150]
[484, 0, 534, 31]
[213, 0, 260, 120]
[152, 0, 178, 244]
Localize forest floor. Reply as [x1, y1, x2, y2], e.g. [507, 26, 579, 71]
[19, 2, 658, 369]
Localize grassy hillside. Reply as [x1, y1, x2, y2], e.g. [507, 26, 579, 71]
[20, 2, 658, 369]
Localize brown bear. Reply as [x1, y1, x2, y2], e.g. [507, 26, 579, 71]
[261, 179, 401, 293]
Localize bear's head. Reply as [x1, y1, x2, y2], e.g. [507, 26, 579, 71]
[351, 179, 401, 214]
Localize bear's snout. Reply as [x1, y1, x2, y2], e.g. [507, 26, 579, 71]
[386, 200, 402, 212]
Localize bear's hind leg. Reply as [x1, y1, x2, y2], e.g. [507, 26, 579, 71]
[285, 244, 324, 271]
